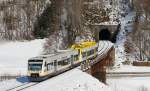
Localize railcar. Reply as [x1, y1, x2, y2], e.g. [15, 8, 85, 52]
[27, 50, 79, 81]
[27, 41, 98, 81]
[71, 41, 98, 61]
[71, 41, 98, 69]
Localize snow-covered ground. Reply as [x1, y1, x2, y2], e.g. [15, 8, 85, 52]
[107, 77, 150, 91]
[0, 76, 29, 91]
[23, 69, 110, 91]
[0, 69, 110, 91]
[0, 39, 45, 76]
[108, 65, 150, 73]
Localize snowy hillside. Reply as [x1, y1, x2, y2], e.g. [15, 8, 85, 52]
[107, 77, 150, 91]
[115, 11, 135, 66]
[0, 0, 51, 40]
[23, 69, 110, 91]
[113, 0, 136, 66]
[0, 39, 45, 75]
[0, 69, 111, 91]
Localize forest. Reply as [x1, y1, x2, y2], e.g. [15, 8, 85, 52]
[0, 0, 149, 60]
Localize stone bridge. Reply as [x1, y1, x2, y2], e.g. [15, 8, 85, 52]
[81, 41, 115, 83]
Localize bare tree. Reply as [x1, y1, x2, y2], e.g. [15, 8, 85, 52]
[0, 0, 50, 40]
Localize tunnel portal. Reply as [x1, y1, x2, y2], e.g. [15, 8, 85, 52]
[99, 28, 111, 41]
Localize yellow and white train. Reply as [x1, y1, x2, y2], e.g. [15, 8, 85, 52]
[27, 41, 98, 81]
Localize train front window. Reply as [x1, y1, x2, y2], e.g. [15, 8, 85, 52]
[29, 64, 42, 71]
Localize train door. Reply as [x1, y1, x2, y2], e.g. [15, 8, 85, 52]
[44, 61, 47, 72]
[71, 55, 74, 66]
[54, 60, 57, 71]
[78, 49, 83, 62]
[41, 60, 46, 73]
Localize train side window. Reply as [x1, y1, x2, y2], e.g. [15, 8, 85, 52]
[67, 58, 71, 62]
[91, 49, 94, 54]
[58, 61, 61, 65]
[74, 55, 78, 61]
[58, 58, 70, 66]
[71, 55, 74, 62]
[76, 55, 79, 61]
[47, 62, 53, 71]
[82, 52, 86, 57]
[64, 59, 69, 65]
[87, 51, 91, 56]
[58, 60, 64, 66]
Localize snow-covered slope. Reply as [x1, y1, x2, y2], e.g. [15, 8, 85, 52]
[108, 65, 150, 73]
[0, 69, 110, 91]
[115, 11, 135, 66]
[23, 69, 110, 91]
[107, 77, 150, 91]
[0, 77, 29, 91]
[0, 39, 45, 75]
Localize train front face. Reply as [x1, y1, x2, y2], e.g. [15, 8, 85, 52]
[27, 59, 46, 81]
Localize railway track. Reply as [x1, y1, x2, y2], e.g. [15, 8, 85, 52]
[6, 82, 39, 91]
[107, 72, 150, 78]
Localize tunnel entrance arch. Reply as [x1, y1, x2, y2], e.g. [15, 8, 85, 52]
[99, 28, 111, 41]
[89, 23, 119, 42]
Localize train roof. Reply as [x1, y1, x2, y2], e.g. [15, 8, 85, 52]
[71, 41, 97, 50]
[28, 49, 78, 61]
